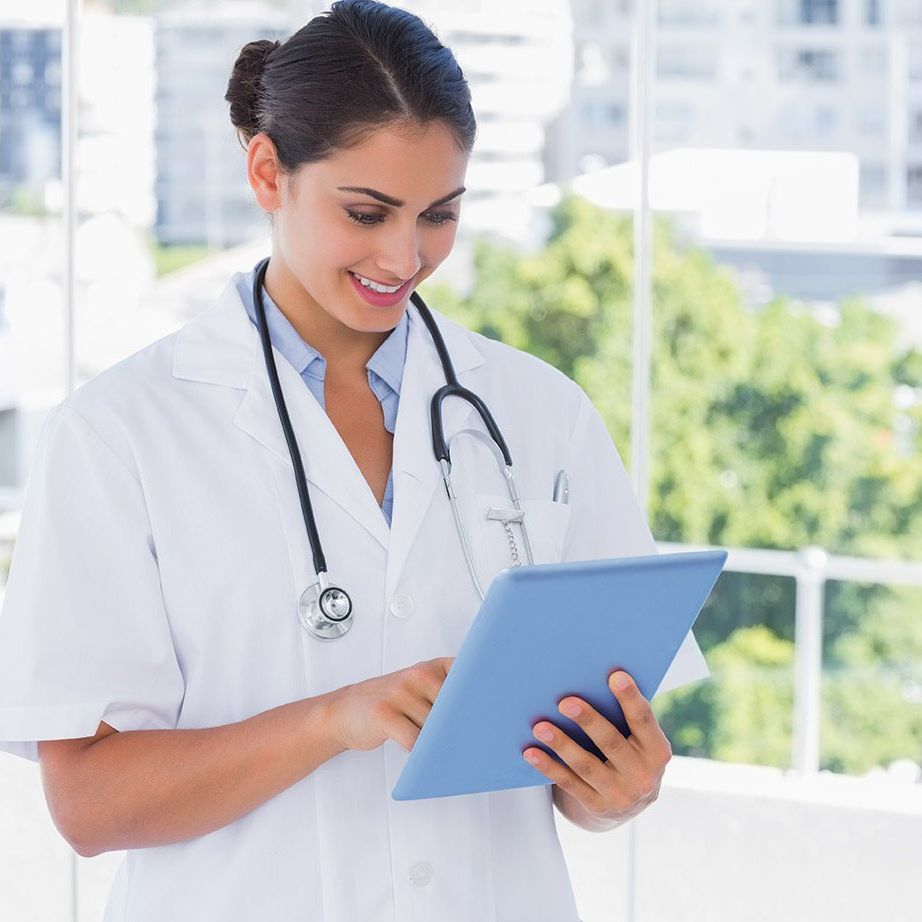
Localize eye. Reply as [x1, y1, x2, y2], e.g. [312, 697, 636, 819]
[424, 211, 458, 226]
[345, 209, 384, 226]
[344, 209, 458, 227]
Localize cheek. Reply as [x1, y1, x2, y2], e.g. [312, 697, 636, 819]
[423, 224, 459, 267]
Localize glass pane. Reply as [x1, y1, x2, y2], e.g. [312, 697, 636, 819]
[655, 571, 796, 767]
[648, 0, 922, 786]
[1, 7, 70, 922]
[431, 0, 636, 443]
[822, 580, 922, 777]
[0, 9, 67, 545]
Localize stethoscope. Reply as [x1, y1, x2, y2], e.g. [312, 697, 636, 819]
[251, 255, 536, 640]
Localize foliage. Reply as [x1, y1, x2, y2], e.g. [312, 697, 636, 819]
[1, 187, 48, 217]
[655, 625, 795, 768]
[150, 242, 216, 277]
[438, 192, 922, 775]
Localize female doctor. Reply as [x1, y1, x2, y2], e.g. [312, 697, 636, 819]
[0, 1, 706, 919]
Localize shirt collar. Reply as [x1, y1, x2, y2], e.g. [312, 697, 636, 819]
[367, 310, 409, 396]
[237, 265, 409, 390]
[237, 268, 322, 377]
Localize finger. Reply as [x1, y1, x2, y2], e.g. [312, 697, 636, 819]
[608, 671, 671, 760]
[521, 740, 603, 811]
[555, 695, 635, 770]
[529, 720, 609, 797]
[390, 713, 422, 752]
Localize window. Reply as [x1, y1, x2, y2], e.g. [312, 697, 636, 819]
[778, 0, 839, 24]
[778, 48, 840, 82]
[860, 163, 888, 205]
[906, 164, 922, 204]
[857, 46, 887, 78]
[657, 46, 718, 80]
[856, 106, 886, 137]
[800, 0, 838, 24]
[910, 44, 922, 82]
[658, 0, 722, 26]
[815, 104, 838, 136]
[911, 109, 922, 144]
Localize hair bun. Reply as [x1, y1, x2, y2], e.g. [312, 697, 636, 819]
[225, 39, 281, 143]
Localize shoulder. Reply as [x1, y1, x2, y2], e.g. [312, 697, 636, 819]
[48, 326, 187, 475]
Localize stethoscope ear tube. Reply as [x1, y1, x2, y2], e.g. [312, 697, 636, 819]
[429, 383, 513, 468]
[411, 291, 514, 469]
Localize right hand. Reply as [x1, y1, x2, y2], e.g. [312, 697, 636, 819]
[327, 657, 455, 753]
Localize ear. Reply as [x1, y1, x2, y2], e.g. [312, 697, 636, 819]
[247, 133, 284, 212]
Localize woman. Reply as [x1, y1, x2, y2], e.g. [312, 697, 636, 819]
[0, 2, 706, 919]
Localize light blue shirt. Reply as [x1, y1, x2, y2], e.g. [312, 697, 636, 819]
[237, 268, 409, 526]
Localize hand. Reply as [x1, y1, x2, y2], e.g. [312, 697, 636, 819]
[522, 670, 671, 825]
[327, 657, 454, 753]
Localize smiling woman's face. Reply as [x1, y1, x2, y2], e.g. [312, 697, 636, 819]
[248, 120, 468, 336]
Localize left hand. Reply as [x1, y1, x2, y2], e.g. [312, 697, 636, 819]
[522, 670, 672, 824]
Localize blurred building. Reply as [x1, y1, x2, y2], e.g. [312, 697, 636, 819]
[0, 23, 61, 207]
[401, 0, 572, 250]
[549, 0, 922, 226]
[153, 3, 293, 247]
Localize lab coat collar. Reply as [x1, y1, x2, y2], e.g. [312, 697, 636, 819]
[172, 273, 485, 564]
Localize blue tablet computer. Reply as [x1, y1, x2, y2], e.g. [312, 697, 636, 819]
[391, 549, 727, 801]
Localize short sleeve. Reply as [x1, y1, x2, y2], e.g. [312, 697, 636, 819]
[0, 404, 185, 762]
[560, 388, 709, 696]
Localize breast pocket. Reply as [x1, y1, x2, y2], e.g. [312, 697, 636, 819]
[468, 492, 572, 593]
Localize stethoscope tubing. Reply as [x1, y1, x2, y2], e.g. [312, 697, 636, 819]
[252, 256, 328, 577]
[252, 255, 531, 631]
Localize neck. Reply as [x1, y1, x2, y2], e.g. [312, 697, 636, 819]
[262, 258, 390, 375]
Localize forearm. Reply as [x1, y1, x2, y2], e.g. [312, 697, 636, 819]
[69, 694, 345, 857]
[552, 784, 625, 833]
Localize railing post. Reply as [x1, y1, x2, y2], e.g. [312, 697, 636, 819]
[793, 546, 827, 775]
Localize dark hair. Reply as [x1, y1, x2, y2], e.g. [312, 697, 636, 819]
[224, 0, 476, 180]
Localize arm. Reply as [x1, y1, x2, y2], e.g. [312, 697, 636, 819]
[39, 694, 344, 858]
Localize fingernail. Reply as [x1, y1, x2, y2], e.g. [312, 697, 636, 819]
[534, 725, 553, 741]
[560, 699, 580, 717]
[524, 750, 540, 764]
[614, 672, 630, 691]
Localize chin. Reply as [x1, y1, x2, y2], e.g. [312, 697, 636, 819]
[363, 308, 408, 333]
[340, 305, 407, 334]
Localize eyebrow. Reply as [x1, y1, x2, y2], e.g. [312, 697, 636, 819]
[336, 186, 466, 208]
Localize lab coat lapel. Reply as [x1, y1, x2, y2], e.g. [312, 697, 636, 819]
[385, 306, 485, 600]
[173, 279, 390, 551]
[234, 356, 391, 550]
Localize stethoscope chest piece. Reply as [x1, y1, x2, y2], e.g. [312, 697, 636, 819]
[299, 583, 354, 640]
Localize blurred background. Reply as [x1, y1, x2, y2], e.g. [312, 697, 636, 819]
[0, 0, 919, 919]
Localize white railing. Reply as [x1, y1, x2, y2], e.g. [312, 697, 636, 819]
[658, 541, 922, 775]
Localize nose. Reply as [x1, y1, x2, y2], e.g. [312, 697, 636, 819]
[376, 221, 423, 282]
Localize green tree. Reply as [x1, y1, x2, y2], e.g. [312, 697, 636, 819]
[435, 192, 922, 774]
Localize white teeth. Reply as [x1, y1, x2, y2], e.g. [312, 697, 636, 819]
[353, 272, 402, 294]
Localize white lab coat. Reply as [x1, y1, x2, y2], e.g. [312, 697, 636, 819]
[0, 271, 707, 922]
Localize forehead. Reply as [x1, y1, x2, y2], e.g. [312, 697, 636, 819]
[302, 122, 468, 202]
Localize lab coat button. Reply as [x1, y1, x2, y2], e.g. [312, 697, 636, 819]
[389, 593, 415, 619]
[409, 861, 433, 887]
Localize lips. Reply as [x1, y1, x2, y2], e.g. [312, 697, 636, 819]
[347, 270, 413, 308]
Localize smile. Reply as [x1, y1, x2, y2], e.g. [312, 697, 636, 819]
[350, 271, 405, 294]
